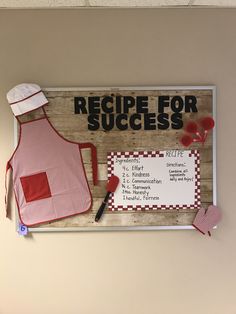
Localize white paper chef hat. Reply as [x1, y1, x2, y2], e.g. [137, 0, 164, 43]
[6, 83, 48, 116]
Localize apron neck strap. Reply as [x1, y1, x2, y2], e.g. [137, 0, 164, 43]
[42, 106, 47, 117]
[16, 105, 48, 124]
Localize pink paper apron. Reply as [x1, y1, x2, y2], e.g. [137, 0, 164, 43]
[5, 116, 97, 226]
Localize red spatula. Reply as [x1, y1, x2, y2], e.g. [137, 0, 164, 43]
[95, 175, 119, 222]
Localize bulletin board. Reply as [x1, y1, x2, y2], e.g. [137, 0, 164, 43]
[15, 86, 216, 232]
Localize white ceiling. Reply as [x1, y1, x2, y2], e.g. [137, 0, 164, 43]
[0, 0, 236, 8]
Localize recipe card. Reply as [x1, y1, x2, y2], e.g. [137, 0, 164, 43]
[107, 150, 200, 211]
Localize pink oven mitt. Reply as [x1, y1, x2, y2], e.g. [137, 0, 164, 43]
[192, 205, 222, 236]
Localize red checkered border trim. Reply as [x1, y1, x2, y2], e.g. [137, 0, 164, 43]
[107, 150, 201, 211]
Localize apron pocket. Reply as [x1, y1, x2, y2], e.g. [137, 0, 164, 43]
[20, 172, 52, 203]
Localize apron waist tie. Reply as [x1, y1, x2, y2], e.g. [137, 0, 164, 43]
[79, 143, 98, 185]
[5, 161, 11, 218]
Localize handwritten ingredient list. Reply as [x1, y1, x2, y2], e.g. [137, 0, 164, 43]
[107, 150, 200, 210]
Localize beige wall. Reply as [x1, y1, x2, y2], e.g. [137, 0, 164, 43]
[0, 9, 236, 314]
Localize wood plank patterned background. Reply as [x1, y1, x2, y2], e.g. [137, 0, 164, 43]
[19, 88, 214, 230]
